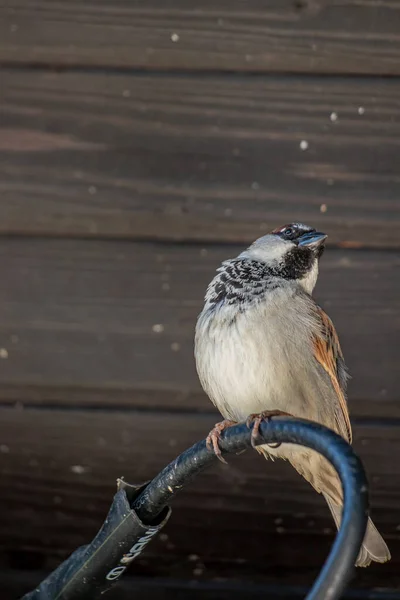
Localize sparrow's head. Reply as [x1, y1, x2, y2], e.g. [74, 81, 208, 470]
[240, 222, 327, 294]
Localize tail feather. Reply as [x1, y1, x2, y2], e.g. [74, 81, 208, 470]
[323, 493, 391, 567]
[258, 446, 391, 567]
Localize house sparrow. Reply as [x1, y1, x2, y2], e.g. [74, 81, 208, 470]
[195, 223, 390, 567]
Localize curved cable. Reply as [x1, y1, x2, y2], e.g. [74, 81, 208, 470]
[133, 417, 369, 600]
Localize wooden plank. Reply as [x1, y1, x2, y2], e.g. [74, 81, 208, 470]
[2, 572, 399, 600]
[0, 407, 398, 588]
[3, 385, 400, 421]
[0, 239, 398, 413]
[1, 70, 400, 248]
[2, 1, 400, 74]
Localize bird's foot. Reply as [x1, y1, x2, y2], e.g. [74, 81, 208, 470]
[246, 410, 293, 448]
[206, 419, 237, 464]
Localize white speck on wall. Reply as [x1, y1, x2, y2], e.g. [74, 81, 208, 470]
[0, 444, 10, 454]
[70, 465, 88, 474]
[188, 554, 199, 562]
[251, 181, 260, 190]
[10, 24, 18, 33]
[300, 140, 309, 151]
[320, 203, 328, 213]
[152, 324, 164, 333]
[276, 526, 285, 534]
[358, 106, 365, 115]
[330, 112, 338, 122]
[10, 335, 18, 344]
[171, 342, 180, 352]
[224, 208, 232, 216]
[88, 186, 97, 195]
[200, 248, 208, 257]
[0, 348, 8, 359]
[162, 282, 170, 291]
[122, 90, 131, 98]
[171, 33, 180, 42]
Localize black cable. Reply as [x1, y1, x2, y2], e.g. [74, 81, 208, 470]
[22, 416, 369, 600]
[133, 417, 369, 600]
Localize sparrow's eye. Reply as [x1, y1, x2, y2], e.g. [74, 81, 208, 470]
[283, 227, 294, 236]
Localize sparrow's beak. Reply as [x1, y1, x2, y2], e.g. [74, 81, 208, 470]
[297, 231, 327, 249]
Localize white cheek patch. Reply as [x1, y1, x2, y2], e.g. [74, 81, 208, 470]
[300, 260, 319, 294]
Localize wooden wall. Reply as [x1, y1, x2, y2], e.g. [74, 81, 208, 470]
[0, 2, 399, 598]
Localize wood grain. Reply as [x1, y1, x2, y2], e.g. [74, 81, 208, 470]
[1, 2, 399, 597]
[0, 407, 398, 587]
[1, 70, 400, 247]
[2, 1, 400, 74]
[0, 238, 398, 411]
[4, 572, 399, 600]
[3, 385, 400, 421]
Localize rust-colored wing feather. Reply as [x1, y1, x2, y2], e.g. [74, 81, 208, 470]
[313, 306, 352, 443]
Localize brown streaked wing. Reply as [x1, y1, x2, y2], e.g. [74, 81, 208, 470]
[313, 305, 352, 443]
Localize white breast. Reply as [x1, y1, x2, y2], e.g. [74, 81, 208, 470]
[195, 290, 324, 424]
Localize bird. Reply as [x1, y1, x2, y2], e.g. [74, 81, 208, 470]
[194, 222, 390, 567]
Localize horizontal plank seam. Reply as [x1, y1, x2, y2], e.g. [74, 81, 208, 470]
[2, 62, 400, 81]
[1, 402, 399, 429]
[0, 232, 399, 254]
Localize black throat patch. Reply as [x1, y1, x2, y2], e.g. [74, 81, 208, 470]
[207, 250, 314, 308]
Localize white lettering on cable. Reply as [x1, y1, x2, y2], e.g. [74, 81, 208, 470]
[106, 527, 159, 581]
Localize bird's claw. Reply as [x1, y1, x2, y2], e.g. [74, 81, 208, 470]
[206, 420, 237, 464]
[246, 410, 293, 448]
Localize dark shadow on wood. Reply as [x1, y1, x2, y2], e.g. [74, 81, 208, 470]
[0, 407, 398, 588]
